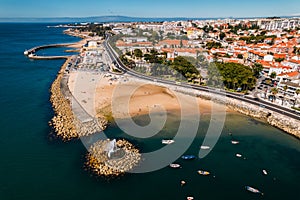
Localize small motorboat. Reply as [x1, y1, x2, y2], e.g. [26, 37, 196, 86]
[231, 140, 239, 144]
[181, 180, 186, 186]
[162, 139, 174, 144]
[187, 197, 194, 200]
[169, 163, 181, 168]
[262, 169, 268, 175]
[200, 145, 210, 150]
[245, 186, 263, 195]
[198, 170, 210, 176]
[181, 155, 196, 160]
[236, 153, 242, 158]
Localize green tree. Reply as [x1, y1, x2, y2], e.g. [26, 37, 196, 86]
[282, 85, 288, 105]
[237, 54, 243, 59]
[295, 89, 300, 106]
[270, 72, 277, 79]
[208, 62, 256, 91]
[171, 56, 199, 79]
[252, 63, 263, 78]
[133, 49, 143, 59]
[270, 88, 278, 102]
[219, 32, 226, 40]
[275, 58, 285, 63]
[206, 41, 222, 50]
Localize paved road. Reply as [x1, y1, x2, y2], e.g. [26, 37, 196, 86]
[103, 36, 300, 121]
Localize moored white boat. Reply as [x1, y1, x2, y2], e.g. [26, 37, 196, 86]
[162, 139, 174, 144]
[197, 170, 210, 176]
[231, 140, 239, 144]
[236, 153, 242, 158]
[200, 145, 210, 150]
[169, 163, 181, 168]
[262, 169, 268, 175]
[245, 186, 263, 195]
[181, 180, 186, 186]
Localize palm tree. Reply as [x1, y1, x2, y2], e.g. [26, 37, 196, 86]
[271, 87, 278, 102]
[197, 74, 203, 85]
[282, 85, 288, 105]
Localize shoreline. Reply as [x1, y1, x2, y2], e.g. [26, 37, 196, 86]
[48, 30, 300, 141]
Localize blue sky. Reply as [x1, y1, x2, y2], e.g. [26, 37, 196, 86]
[0, 0, 300, 18]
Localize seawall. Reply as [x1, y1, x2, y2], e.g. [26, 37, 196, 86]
[174, 86, 300, 139]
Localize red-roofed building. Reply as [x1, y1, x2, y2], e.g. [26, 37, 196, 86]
[268, 65, 293, 76]
[158, 40, 189, 48]
[277, 71, 300, 84]
[248, 50, 265, 61]
[161, 48, 204, 60]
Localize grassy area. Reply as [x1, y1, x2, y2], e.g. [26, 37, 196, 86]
[292, 107, 300, 111]
[112, 68, 122, 73]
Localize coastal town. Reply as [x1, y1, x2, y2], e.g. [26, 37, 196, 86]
[23, 16, 300, 158]
[60, 17, 300, 111]
[2, 0, 300, 198]
[111, 18, 300, 109]
[24, 16, 300, 180]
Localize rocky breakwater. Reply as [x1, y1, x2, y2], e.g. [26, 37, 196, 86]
[86, 139, 141, 177]
[49, 58, 108, 141]
[49, 58, 78, 141]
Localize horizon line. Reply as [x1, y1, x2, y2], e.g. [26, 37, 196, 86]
[0, 15, 299, 23]
[1, 14, 300, 19]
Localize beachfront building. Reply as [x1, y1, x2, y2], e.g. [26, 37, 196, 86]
[258, 18, 300, 30]
[123, 37, 148, 43]
[161, 48, 203, 60]
[277, 79, 300, 106]
[158, 39, 189, 48]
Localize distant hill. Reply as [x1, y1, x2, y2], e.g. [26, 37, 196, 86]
[0, 15, 299, 23]
[0, 15, 211, 23]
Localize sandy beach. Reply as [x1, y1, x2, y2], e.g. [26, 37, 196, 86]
[68, 71, 230, 122]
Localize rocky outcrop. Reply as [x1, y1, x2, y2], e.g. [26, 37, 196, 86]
[85, 139, 141, 177]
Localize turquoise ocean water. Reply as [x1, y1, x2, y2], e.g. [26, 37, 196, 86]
[0, 23, 299, 200]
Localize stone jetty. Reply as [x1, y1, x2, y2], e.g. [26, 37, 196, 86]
[49, 58, 108, 141]
[49, 58, 78, 141]
[85, 139, 141, 177]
